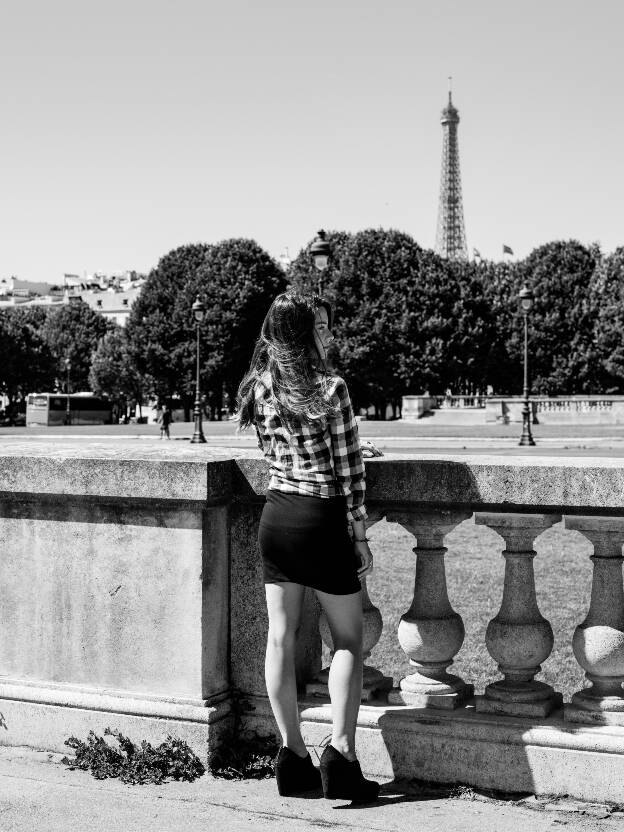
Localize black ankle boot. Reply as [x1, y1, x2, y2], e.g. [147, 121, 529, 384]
[319, 745, 380, 803]
[275, 746, 322, 796]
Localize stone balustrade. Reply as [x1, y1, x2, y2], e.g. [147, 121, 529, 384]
[486, 395, 624, 424]
[3, 444, 624, 801]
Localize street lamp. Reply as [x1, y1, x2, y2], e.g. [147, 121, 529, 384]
[518, 282, 536, 447]
[64, 357, 72, 426]
[190, 296, 207, 444]
[310, 229, 330, 294]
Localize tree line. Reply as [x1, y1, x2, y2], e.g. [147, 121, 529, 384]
[1, 232, 623, 419]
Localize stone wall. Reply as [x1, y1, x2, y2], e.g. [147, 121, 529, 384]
[0, 445, 237, 754]
[3, 443, 624, 801]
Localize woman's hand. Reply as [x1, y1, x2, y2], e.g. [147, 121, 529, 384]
[360, 440, 383, 458]
[354, 539, 374, 579]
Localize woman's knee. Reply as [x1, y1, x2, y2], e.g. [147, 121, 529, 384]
[266, 625, 297, 653]
[331, 631, 363, 654]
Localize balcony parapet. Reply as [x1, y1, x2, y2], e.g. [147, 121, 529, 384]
[235, 452, 624, 515]
[2, 444, 624, 801]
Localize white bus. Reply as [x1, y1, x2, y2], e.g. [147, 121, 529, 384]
[26, 394, 112, 427]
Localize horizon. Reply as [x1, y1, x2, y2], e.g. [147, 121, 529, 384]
[0, 232, 614, 288]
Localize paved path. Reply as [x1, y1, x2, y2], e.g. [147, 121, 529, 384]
[3, 421, 624, 438]
[0, 747, 621, 832]
[2, 421, 624, 456]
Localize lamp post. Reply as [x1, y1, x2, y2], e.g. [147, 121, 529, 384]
[518, 282, 536, 447]
[64, 357, 71, 426]
[190, 296, 206, 444]
[310, 229, 330, 294]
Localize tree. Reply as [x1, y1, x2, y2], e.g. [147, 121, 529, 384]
[290, 229, 464, 416]
[41, 301, 113, 391]
[89, 327, 149, 418]
[480, 258, 526, 395]
[394, 247, 471, 401]
[188, 238, 287, 417]
[127, 239, 285, 419]
[592, 247, 624, 392]
[427, 258, 499, 396]
[127, 243, 211, 413]
[514, 241, 599, 395]
[481, 242, 599, 396]
[0, 307, 56, 405]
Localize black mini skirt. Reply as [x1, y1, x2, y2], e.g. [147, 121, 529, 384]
[258, 489, 362, 595]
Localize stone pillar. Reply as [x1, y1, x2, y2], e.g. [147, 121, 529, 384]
[386, 509, 473, 709]
[564, 516, 624, 725]
[306, 511, 392, 701]
[474, 513, 562, 717]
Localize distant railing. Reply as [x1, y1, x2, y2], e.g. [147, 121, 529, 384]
[486, 395, 624, 424]
[534, 397, 616, 413]
[435, 394, 487, 409]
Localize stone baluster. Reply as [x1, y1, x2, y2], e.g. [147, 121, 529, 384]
[386, 509, 473, 709]
[474, 513, 562, 717]
[306, 510, 392, 701]
[563, 516, 624, 724]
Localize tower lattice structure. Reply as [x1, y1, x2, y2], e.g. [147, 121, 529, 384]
[434, 83, 468, 261]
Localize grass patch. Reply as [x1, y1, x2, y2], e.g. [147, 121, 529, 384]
[325, 518, 593, 702]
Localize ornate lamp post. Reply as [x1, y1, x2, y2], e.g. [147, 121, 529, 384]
[190, 296, 206, 444]
[310, 229, 330, 294]
[64, 357, 72, 426]
[518, 282, 536, 447]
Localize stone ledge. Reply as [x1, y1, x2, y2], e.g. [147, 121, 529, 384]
[0, 698, 232, 762]
[0, 442, 237, 502]
[0, 677, 230, 721]
[245, 695, 624, 803]
[234, 453, 624, 514]
[3, 444, 624, 511]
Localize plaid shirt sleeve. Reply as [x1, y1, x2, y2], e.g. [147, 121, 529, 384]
[254, 424, 264, 452]
[328, 377, 367, 523]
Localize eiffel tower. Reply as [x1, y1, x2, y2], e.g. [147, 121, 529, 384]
[434, 78, 468, 261]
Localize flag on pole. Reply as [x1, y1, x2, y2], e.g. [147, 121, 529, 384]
[502, 244, 514, 256]
[473, 248, 482, 259]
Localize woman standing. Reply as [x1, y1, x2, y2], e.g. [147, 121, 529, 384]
[237, 291, 382, 803]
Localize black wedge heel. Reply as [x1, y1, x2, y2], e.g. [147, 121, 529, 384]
[319, 744, 380, 803]
[274, 746, 322, 796]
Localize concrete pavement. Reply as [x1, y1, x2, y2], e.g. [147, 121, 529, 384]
[0, 746, 622, 832]
[3, 420, 624, 456]
[3, 420, 624, 438]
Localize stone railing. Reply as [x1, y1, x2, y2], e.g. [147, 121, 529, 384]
[487, 395, 624, 424]
[402, 394, 485, 420]
[435, 394, 487, 409]
[3, 444, 624, 802]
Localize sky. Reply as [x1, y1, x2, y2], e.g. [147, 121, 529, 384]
[1, 0, 623, 282]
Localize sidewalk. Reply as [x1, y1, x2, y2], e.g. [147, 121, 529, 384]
[0, 746, 621, 832]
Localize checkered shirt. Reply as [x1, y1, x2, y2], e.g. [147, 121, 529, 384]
[253, 374, 367, 523]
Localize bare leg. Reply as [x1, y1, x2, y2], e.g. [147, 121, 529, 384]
[265, 582, 307, 757]
[315, 589, 363, 761]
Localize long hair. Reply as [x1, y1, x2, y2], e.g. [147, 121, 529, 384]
[236, 291, 336, 431]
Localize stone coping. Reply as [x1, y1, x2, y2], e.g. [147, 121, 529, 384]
[234, 453, 624, 514]
[0, 442, 241, 502]
[0, 442, 623, 512]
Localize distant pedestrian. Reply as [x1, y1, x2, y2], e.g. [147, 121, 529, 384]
[158, 405, 173, 439]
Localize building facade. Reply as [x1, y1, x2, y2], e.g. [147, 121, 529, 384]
[0, 272, 145, 327]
